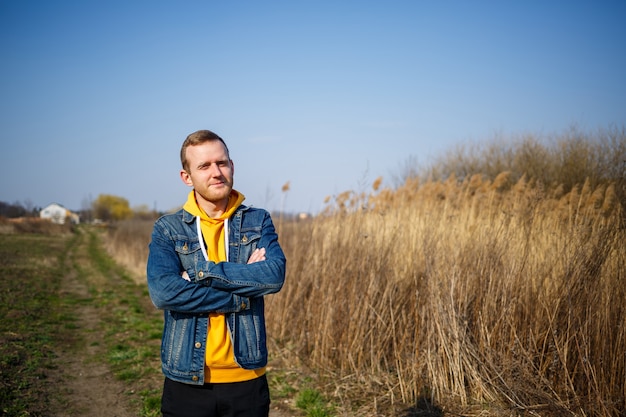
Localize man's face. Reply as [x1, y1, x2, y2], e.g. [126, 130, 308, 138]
[180, 141, 234, 208]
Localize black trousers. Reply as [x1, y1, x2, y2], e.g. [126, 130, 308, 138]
[161, 375, 270, 417]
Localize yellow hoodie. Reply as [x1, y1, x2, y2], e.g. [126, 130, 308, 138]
[183, 190, 265, 383]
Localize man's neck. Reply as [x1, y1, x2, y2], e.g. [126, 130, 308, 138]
[197, 193, 228, 219]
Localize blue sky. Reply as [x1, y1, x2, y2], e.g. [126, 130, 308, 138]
[1, 1, 624, 214]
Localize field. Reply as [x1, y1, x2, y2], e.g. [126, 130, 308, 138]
[0, 223, 166, 416]
[2, 128, 625, 416]
[0, 223, 301, 416]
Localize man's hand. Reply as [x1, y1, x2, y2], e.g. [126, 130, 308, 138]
[247, 247, 266, 264]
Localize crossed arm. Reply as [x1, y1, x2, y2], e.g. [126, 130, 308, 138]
[147, 216, 285, 314]
[181, 248, 266, 281]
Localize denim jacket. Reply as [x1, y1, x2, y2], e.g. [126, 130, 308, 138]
[146, 204, 286, 385]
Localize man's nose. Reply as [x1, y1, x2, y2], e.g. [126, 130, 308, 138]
[208, 163, 222, 176]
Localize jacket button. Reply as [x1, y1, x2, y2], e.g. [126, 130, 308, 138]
[241, 302, 247, 309]
[198, 271, 204, 278]
[192, 376, 199, 381]
[183, 244, 188, 251]
[195, 342, 201, 348]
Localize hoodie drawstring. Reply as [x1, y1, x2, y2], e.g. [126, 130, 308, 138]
[196, 215, 229, 262]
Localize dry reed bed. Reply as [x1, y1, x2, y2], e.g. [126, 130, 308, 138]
[267, 174, 625, 416]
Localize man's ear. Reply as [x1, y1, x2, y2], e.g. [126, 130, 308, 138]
[180, 169, 193, 187]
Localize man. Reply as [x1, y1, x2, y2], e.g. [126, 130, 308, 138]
[147, 129, 286, 417]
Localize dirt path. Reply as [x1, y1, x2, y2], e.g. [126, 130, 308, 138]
[46, 229, 137, 417]
[45, 228, 295, 417]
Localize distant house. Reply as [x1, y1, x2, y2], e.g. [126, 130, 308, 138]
[40, 203, 80, 225]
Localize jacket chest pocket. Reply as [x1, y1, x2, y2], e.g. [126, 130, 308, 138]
[175, 239, 202, 273]
[237, 230, 261, 260]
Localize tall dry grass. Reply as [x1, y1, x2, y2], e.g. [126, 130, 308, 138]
[0, 216, 74, 235]
[267, 172, 625, 416]
[103, 219, 155, 283]
[104, 129, 626, 415]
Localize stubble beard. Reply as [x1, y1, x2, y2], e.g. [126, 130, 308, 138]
[198, 181, 233, 206]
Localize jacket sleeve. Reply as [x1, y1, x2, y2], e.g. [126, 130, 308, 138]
[196, 211, 286, 298]
[146, 221, 249, 314]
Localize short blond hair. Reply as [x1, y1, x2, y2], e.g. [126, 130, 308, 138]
[180, 130, 230, 171]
